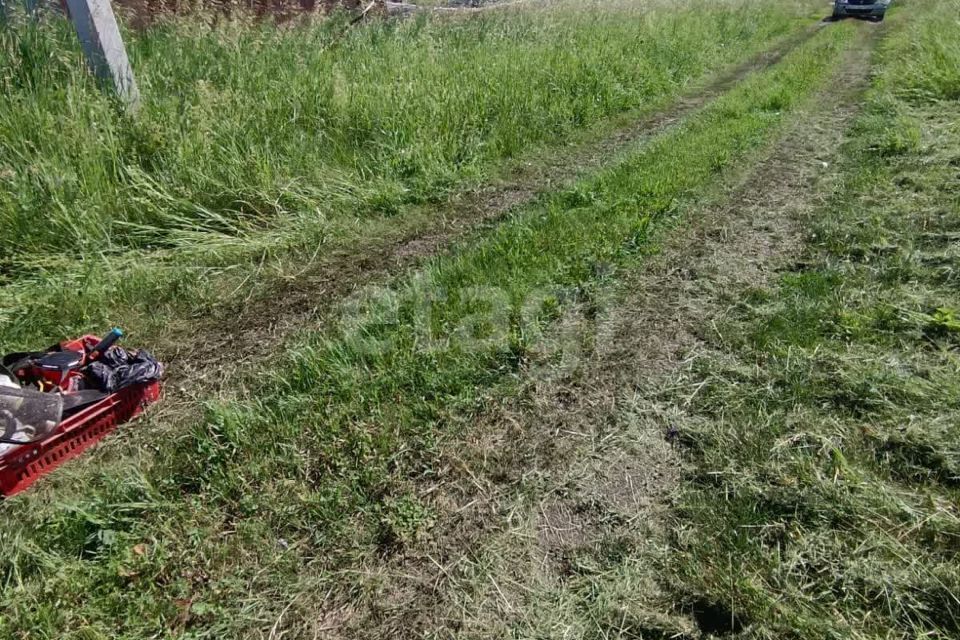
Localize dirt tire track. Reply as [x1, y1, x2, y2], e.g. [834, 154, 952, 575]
[164, 23, 825, 402]
[316, 21, 883, 640]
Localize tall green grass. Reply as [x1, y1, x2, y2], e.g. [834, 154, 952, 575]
[0, 0, 808, 264]
[0, 21, 854, 638]
[879, 0, 960, 101]
[0, 0, 822, 359]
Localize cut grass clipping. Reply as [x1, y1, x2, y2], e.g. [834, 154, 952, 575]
[668, 1, 960, 638]
[0, 21, 855, 638]
[0, 0, 817, 349]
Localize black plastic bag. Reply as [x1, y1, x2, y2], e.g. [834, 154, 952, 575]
[83, 348, 164, 394]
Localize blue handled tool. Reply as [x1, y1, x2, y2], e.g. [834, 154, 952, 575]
[88, 327, 124, 362]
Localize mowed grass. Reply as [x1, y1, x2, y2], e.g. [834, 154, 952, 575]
[668, 1, 960, 637]
[0, 0, 817, 349]
[0, 19, 856, 638]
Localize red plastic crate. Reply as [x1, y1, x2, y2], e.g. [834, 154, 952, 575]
[0, 380, 160, 497]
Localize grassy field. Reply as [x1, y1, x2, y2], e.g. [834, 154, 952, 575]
[0, 0, 810, 349]
[669, 2, 960, 636]
[2, 0, 959, 638]
[1, 4, 848, 636]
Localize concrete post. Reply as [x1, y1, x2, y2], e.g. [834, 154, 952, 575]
[64, 0, 140, 110]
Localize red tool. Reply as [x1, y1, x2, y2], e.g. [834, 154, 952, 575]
[11, 328, 124, 393]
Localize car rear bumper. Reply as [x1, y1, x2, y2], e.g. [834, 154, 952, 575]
[834, 3, 888, 17]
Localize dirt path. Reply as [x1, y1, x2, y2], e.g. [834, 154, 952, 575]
[163, 23, 824, 404]
[319, 21, 882, 640]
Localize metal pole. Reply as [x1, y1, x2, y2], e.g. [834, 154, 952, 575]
[64, 0, 140, 111]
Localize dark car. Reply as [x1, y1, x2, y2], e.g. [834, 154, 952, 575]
[832, 0, 891, 21]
